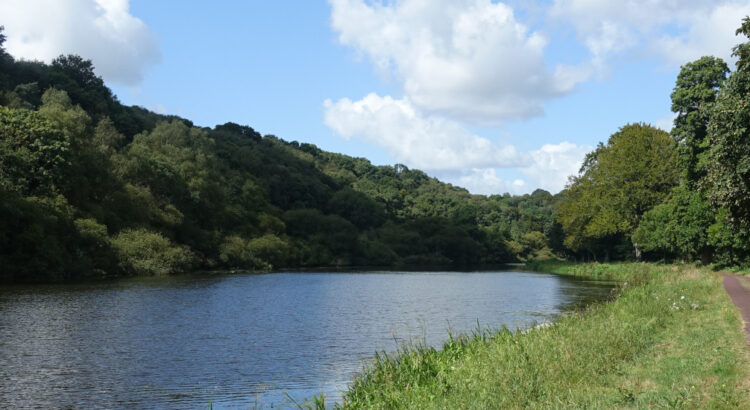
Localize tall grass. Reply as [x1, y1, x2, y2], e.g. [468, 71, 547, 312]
[340, 263, 750, 408]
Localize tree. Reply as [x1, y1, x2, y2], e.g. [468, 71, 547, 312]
[670, 56, 729, 187]
[0, 26, 12, 89]
[557, 124, 679, 259]
[328, 187, 386, 229]
[52, 55, 104, 90]
[632, 186, 713, 262]
[0, 106, 71, 195]
[705, 17, 750, 231]
[38, 88, 91, 145]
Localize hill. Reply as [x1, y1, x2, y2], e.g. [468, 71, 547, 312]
[0, 31, 559, 282]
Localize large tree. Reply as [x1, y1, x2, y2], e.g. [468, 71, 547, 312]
[557, 123, 679, 259]
[705, 17, 750, 230]
[671, 56, 729, 187]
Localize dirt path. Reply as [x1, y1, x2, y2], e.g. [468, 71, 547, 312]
[723, 274, 750, 343]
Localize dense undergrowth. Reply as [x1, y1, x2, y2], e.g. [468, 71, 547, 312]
[332, 263, 750, 408]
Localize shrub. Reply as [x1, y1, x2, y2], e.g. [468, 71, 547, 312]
[248, 233, 289, 269]
[218, 235, 253, 268]
[111, 228, 194, 276]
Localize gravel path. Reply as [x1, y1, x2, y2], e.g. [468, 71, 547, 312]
[723, 274, 750, 343]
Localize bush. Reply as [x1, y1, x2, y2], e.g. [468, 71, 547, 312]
[248, 234, 289, 269]
[111, 228, 194, 276]
[218, 235, 254, 268]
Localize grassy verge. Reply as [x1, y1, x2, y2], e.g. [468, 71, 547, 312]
[338, 263, 750, 408]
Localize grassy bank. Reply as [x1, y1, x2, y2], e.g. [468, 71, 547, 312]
[337, 263, 750, 408]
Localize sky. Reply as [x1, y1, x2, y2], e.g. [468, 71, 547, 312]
[2, 0, 750, 195]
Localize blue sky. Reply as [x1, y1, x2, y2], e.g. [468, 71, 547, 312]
[2, 0, 749, 194]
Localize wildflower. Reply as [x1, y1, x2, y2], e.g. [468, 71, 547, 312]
[681, 296, 685, 300]
[691, 385, 695, 389]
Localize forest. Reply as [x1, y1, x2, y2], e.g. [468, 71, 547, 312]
[2, 17, 750, 283]
[0, 27, 560, 282]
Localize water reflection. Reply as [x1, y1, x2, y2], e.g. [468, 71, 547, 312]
[0, 271, 613, 408]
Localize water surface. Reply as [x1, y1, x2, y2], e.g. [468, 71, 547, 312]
[0, 270, 612, 408]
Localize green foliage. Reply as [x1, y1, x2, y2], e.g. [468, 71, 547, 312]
[557, 124, 679, 258]
[633, 186, 713, 261]
[0, 191, 118, 281]
[327, 187, 386, 228]
[5, 20, 750, 278]
[706, 208, 750, 267]
[38, 88, 91, 142]
[705, 18, 750, 231]
[0, 192, 72, 281]
[0, 31, 574, 281]
[551, 18, 750, 267]
[218, 235, 254, 268]
[111, 228, 194, 276]
[248, 234, 290, 269]
[671, 56, 729, 186]
[0, 105, 71, 195]
[519, 231, 553, 261]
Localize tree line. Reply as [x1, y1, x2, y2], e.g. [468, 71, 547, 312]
[5, 18, 748, 282]
[0, 26, 561, 282]
[556, 18, 750, 267]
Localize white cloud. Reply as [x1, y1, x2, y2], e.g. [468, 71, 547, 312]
[440, 143, 590, 195]
[324, 93, 527, 170]
[435, 141, 590, 195]
[550, 0, 750, 66]
[0, 0, 160, 85]
[325, 94, 590, 194]
[436, 169, 528, 196]
[328, 0, 587, 124]
[522, 142, 591, 193]
[653, 3, 750, 66]
[653, 113, 677, 133]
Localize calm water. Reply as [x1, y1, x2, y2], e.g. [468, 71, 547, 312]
[0, 270, 612, 408]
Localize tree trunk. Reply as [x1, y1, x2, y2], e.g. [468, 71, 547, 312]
[633, 242, 642, 261]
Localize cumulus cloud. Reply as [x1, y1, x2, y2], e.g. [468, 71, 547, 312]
[550, 0, 750, 66]
[325, 94, 590, 194]
[434, 169, 527, 196]
[652, 2, 750, 66]
[324, 93, 527, 170]
[0, 0, 160, 85]
[436, 141, 591, 195]
[328, 0, 587, 124]
[522, 142, 591, 193]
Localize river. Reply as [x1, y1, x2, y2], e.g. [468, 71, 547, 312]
[0, 270, 612, 408]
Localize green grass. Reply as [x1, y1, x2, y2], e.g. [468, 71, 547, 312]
[338, 263, 750, 408]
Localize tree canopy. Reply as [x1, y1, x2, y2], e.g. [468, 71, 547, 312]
[557, 123, 678, 259]
[705, 17, 750, 231]
[670, 56, 729, 187]
[0, 40, 561, 282]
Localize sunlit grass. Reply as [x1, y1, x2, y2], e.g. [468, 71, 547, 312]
[339, 263, 750, 408]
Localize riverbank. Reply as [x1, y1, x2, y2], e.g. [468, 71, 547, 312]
[337, 263, 750, 408]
